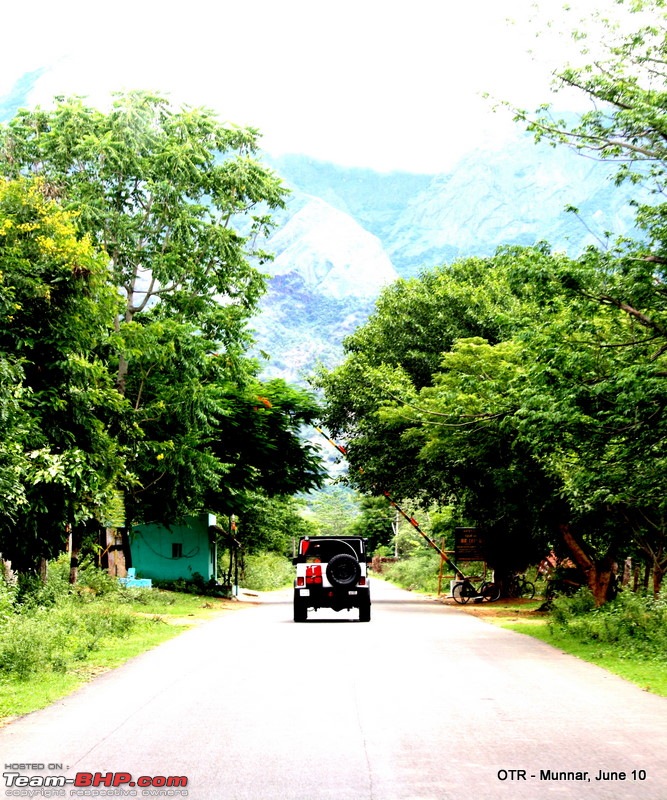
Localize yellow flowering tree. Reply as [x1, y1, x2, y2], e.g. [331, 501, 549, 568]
[0, 179, 125, 572]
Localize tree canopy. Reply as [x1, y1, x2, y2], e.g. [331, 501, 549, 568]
[0, 93, 324, 573]
[317, 1, 667, 603]
[318, 238, 667, 602]
[0, 179, 125, 570]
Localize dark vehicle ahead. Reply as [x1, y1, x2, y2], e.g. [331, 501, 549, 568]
[293, 536, 371, 622]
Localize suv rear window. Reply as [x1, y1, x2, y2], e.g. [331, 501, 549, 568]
[297, 537, 365, 562]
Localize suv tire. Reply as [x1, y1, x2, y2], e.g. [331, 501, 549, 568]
[293, 593, 308, 622]
[326, 553, 362, 588]
[359, 596, 371, 622]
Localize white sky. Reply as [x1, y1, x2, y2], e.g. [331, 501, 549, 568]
[0, 0, 632, 173]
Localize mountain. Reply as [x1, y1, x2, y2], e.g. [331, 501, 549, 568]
[250, 193, 398, 382]
[385, 140, 642, 276]
[253, 141, 645, 381]
[268, 196, 399, 298]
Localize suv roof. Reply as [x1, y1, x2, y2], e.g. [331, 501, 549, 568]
[296, 536, 367, 561]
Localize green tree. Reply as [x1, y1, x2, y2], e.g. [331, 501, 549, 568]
[347, 495, 397, 555]
[508, 0, 667, 594]
[319, 2, 667, 601]
[0, 178, 125, 572]
[514, 0, 667, 189]
[320, 244, 667, 602]
[234, 495, 315, 557]
[0, 96, 326, 577]
[0, 93, 309, 545]
[0, 357, 28, 529]
[302, 485, 362, 537]
[0, 91, 287, 381]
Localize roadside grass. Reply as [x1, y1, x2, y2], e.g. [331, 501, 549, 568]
[502, 620, 667, 697]
[0, 588, 247, 724]
[451, 595, 667, 698]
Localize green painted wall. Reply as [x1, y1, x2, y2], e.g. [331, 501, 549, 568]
[130, 513, 218, 582]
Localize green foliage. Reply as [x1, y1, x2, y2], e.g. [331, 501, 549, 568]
[347, 495, 397, 554]
[235, 495, 315, 556]
[0, 574, 17, 621]
[0, 357, 28, 526]
[0, 556, 235, 681]
[0, 594, 136, 680]
[0, 178, 125, 569]
[0, 95, 325, 568]
[0, 91, 287, 347]
[241, 552, 294, 591]
[301, 485, 361, 537]
[319, 235, 667, 594]
[383, 551, 442, 593]
[153, 572, 228, 597]
[515, 0, 667, 190]
[549, 588, 667, 659]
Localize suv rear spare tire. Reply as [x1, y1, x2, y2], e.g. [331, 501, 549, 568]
[326, 553, 362, 588]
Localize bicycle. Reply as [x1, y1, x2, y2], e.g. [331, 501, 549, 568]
[507, 574, 536, 600]
[452, 577, 500, 604]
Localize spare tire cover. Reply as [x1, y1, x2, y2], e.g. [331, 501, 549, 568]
[326, 553, 361, 587]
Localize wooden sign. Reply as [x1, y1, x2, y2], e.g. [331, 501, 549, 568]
[454, 527, 486, 561]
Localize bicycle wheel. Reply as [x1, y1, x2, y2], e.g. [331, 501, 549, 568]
[452, 581, 472, 604]
[480, 581, 500, 602]
[519, 579, 535, 600]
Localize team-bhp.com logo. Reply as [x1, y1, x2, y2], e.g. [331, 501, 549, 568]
[3, 770, 189, 796]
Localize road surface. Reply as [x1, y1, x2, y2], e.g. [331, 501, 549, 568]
[1, 579, 666, 799]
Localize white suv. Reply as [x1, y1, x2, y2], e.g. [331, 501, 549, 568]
[293, 536, 371, 622]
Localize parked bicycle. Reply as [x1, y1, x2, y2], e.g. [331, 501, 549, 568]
[452, 577, 500, 604]
[506, 574, 536, 600]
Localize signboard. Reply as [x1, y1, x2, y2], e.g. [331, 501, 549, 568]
[454, 527, 486, 561]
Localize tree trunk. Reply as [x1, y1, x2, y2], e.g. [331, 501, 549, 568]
[104, 527, 127, 577]
[560, 525, 616, 606]
[68, 525, 83, 585]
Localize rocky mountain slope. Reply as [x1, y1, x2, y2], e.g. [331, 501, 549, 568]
[253, 140, 644, 382]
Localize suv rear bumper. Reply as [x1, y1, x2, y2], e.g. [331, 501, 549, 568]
[295, 586, 371, 611]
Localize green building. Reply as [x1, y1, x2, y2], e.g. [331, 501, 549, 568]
[129, 513, 218, 583]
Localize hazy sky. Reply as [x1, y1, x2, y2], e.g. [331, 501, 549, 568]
[0, 0, 623, 173]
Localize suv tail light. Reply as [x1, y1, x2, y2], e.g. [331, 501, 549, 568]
[296, 576, 305, 587]
[358, 576, 366, 586]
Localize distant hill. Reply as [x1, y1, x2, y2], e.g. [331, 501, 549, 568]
[254, 142, 645, 381]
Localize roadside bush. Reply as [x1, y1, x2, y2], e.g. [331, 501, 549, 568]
[0, 576, 17, 620]
[115, 586, 169, 606]
[15, 566, 68, 609]
[383, 552, 441, 593]
[76, 560, 121, 597]
[242, 552, 293, 591]
[153, 574, 229, 597]
[549, 589, 667, 659]
[550, 587, 597, 624]
[0, 592, 136, 679]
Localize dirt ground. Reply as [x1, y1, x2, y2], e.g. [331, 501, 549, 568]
[438, 595, 548, 623]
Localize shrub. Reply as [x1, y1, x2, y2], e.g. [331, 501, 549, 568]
[549, 588, 667, 659]
[76, 560, 121, 597]
[383, 552, 441, 593]
[550, 587, 597, 624]
[153, 575, 229, 597]
[0, 576, 17, 620]
[242, 552, 293, 591]
[0, 595, 136, 679]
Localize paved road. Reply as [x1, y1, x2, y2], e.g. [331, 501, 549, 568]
[1, 579, 666, 800]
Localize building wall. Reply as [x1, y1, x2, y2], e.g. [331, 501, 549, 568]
[130, 513, 217, 582]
